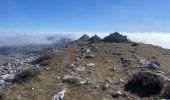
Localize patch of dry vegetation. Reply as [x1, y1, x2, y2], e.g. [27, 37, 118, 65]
[125, 72, 164, 97]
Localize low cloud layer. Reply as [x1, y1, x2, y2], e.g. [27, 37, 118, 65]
[0, 32, 170, 49]
[122, 32, 170, 49]
[0, 32, 73, 47]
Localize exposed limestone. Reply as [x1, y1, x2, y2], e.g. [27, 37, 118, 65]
[52, 89, 66, 100]
[133, 54, 158, 69]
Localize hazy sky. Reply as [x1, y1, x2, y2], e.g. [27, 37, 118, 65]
[0, 0, 170, 32]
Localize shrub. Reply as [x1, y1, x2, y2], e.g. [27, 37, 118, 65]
[31, 53, 54, 66]
[162, 86, 170, 99]
[13, 68, 40, 83]
[125, 72, 164, 97]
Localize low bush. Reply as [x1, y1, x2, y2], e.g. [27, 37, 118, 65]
[125, 72, 164, 97]
[13, 68, 40, 83]
[162, 86, 170, 99]
[31, 53, 54, 66]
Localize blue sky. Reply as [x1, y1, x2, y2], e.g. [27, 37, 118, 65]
[0, 0, 170, 32]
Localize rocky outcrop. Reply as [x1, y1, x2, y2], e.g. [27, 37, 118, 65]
[78, 34, 90, 42]
[88, 34, 102, 43]
[103, 32, 130, 43]
[133, 54, 158, 69]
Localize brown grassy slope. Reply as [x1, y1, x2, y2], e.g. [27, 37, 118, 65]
[2, 42, 170, 100]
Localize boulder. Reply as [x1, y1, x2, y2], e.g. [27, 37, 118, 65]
[112, 91, 122, 98]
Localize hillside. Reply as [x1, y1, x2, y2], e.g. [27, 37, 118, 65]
[1, 33, 170, 100]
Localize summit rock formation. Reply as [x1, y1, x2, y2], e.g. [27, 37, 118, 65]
[103, 32, 130, 43]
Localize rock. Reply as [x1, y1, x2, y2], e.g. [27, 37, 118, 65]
[52, 89, 66, 100]
[87, 63, 95, 67]
[78, 34, 90, 42]
[80, 47, 96, 59]
[133, 54, 158, 69]
[88, 34, 102, 43]
[113, 67, 116, 71]
[115, 79, 125, 84]
[154, 72, 170, 83]
[101, 81, 110, 90]
[75, 66, 85, 72]
[80, 78, 94, 85]
[69, 63, 86, 72]
[120, 58, 131, 67]
[0, 74, 15, 86]
[45, 67, 50, 71]
[112, 91, 122, 98]
[0, 80, 5, 86]
[61, 74, 74, 83]
[106, 78, 112, 83]
[103, 32, 131, 43]
[89, 43, 97, 48]
[85, 53, 95, 58]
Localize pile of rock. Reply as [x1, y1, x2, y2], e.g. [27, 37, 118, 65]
[78, 34, 90, 42]
[80, 48, 95, 59]
[88, 34, 102, 43]
[102, 32, 131, 43]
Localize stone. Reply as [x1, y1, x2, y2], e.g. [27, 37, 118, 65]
[115, 79, 125, 85]
[69, 63, 86, 72]
[85, 53, 95, 58]
[52, 89, 66, 100]
[101, 81, 110, 90]
[75, 66, 85, 72]
[112, 91, 122, 98]
[113, 67, 116, 71]
[62, 74, 74, 83]
[87, 63, 95, 67]
[80, 78, 94, 85]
